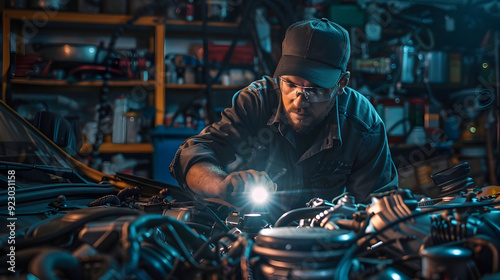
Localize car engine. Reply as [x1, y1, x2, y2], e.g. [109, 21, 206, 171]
[2, 162, 500, 280]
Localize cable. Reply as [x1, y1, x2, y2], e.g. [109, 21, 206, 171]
[164, 222, 206, 267]
[340, 199, 500, 278]
[169, 0, 254, 127]
[165, 258, 181, 280]
[412, 27, 435, 51]
[4, 208, 138, 251]
[201, 0, 214, 124]
[94, 1, 168, 153]
[169, 0, 295, 127]
[247, 0, 296, 75]
[355, 236, 417, 258]
[335, 199, 500, 279]
[121, 214, 220, 276]
[28, 248, 83, 280]
[192, 232, 237, 260]
[184, 222, 213, 234]
[193, 199, 231, 232]
[273, 206, 331, 227]
[385, 116, 411, 136]
[240, 237, 255, 280]
[423, 79, 442, 107]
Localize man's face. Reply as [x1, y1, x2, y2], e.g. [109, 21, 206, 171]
[280, 75, 337, 134]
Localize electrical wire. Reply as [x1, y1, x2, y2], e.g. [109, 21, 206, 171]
[354, 253, 422, 279]
[121, 215, 221, 278]
[273, 206, 332, 227]
[165, 258, 181, 280]
[335, 199, 500, 279]
[184, 222, 214, 234]
[169, 0, 295, 127]
[163, 223, 210, 269]
[201, 0, 214, 124]
[192, 232, 237, 260]
[168, 5, 247, 127]
[385, 117, 411, 137]
[423, 79, 442, 107]
[412, 27, 435, 51]
[95, 1, 168, 153]
[195, 200, 231, 232]
[240, 237, 255, 280]
[355, 236, 418, 258]
[169, 0, 254, 125]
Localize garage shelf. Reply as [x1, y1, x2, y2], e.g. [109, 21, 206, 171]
[2, 8, 255, 158]
[165, 83, 243, 90]
[2, 9, 160, 25]
[10, 78, 157, 87]
[98, 143, 153, 154]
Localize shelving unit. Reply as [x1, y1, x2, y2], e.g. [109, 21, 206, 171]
[165, 83, 242, 90]
[2, 9, 253, 155]
[10, 78, 157, 87]
[1, 9, 162, 155]
[98, 142, 154, 154]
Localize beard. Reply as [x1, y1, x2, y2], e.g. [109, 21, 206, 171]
[284, 103, 334, 134]
[285, 110, 316, 134]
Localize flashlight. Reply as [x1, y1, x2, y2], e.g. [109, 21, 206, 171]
[250, 185, 269, 204]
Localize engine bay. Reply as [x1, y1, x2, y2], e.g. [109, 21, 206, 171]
[2, 162, 500, 280]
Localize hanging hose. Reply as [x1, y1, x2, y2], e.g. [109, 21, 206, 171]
[169, 0, 296, 127]
[29, 249, 83, 280]
[94, 1, 169, 153]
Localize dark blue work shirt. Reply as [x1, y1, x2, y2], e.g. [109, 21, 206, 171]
[170, 76, 398, 212]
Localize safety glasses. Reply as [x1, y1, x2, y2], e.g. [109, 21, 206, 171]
[279, 77, 340, 103]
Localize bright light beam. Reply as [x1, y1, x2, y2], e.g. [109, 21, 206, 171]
[250, 185, 269, 204]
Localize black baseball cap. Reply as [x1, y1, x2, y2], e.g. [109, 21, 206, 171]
[274, 18, 350, 89]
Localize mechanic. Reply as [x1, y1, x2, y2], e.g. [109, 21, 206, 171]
[170, 18, 398, 215]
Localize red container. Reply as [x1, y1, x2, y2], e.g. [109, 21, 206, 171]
[207, 43, 255, 64]
[14, 54, 42, 77]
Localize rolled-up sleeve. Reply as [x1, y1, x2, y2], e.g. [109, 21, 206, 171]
[170, 79, 272, 191]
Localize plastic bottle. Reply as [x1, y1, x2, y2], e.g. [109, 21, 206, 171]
[112, 96, 128, 144]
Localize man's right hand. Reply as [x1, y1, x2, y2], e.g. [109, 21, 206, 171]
[221, 170, 276, 205]
[185, 162, 276, 207]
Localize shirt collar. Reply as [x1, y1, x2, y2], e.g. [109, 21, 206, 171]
[267, 78, 283, 127]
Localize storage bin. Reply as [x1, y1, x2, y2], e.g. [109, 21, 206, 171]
[152, 125, 202, 186]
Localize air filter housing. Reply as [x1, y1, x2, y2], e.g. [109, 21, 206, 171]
[252, 227, 355, 279]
